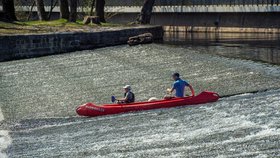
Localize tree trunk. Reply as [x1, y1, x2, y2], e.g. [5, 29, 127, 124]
[95, 0, 105, 23]
[90, 0, 95, 16]
[35, 0, 47, 20]
[59, 0, 69, 19]
[27, 1, 36, 21]
[138, 0, 155, 24]
[48, 0, 58, 20]
[2, 0, 17, 21]
[68, 0, 77, 22]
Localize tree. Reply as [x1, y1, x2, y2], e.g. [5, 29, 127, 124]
[2, 0, 17, 21]
[95, 0, 105, 23]
[27, 1, 36, 20]
[137, 0, 155, 24]
[35, 0, 47, 20]
[48, 0, 58, 20]
[68, 0, 77, 22]
[59, 0, 69, 19]
[90, 0, 95, 16]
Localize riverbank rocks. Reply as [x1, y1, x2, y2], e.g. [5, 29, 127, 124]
[127, 33, 153, 46]
[83, 16, 101, 25]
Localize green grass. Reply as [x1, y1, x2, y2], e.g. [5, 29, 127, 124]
[18, 19, 68, 26]
[16, 19, 123, 27]
[15, 19, 85, 27]
[0, 21, 18, 27]
[0, 19, 131, 35]
[100, 22, 123, 27]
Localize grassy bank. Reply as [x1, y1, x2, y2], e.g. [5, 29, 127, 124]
[0, 19, 127, 35]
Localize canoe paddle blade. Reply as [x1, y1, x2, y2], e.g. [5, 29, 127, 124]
[111, 96, 116, 103]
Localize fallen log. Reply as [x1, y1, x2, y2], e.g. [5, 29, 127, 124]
[127, 32, 153, 46]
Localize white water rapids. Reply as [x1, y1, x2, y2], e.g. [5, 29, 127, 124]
[1, 34, 280, 157]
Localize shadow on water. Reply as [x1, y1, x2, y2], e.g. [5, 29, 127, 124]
[162, 32, 280, 65]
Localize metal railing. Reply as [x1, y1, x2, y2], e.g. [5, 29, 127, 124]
[1, 0, 279, 7]
[106, 0, 280, 6]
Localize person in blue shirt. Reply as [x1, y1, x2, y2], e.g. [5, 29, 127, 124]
[166, 73, 195, 98]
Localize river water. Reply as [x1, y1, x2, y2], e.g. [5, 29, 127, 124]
[0, 32, 280, 157]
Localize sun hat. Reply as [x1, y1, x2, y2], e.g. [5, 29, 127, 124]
[123, 85, 131, 90]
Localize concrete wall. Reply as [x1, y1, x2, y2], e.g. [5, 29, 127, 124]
[1, 0, 280, 7]
[1, 4, 279, 27]
[163, 26, 280, 33]
[4, 5, 280, 13]
[108, 12, 280, 28]
[0, 26, 163, 62]
[152, 12, 280, 28]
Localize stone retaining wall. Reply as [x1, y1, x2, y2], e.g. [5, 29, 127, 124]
[0, 26, 163, 62]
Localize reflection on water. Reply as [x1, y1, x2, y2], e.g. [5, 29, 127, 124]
[164, 32, 280, 65]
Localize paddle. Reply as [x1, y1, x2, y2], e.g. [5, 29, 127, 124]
[111, 96, 116, 103]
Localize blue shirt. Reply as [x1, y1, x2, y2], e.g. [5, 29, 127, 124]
[173, 79, 189, 97]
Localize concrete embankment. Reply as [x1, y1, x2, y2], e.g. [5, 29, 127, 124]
[0, 26, 163, 62]
[163, 26, 280, 34]
[108, 11, 280, 33]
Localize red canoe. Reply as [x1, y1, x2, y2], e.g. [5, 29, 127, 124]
[76, 91, 219, 117]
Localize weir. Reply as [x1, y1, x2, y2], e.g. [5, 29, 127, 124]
[1, 1, 280, 157]
[1, 39, 280, 157]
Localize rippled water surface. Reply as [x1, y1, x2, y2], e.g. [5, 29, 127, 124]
[1, 33, 280, 157]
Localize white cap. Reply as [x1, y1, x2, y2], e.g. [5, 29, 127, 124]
[123, 85, 131, 90]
